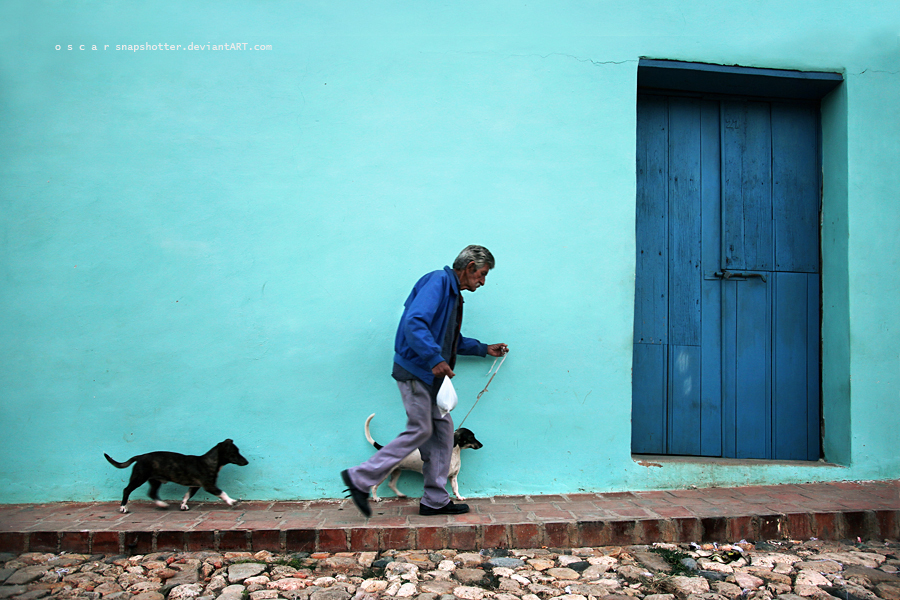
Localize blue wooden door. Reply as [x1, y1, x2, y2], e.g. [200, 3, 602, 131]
[632, 93, 820, 460]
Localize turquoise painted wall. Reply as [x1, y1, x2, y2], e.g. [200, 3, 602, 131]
[1, 1, 898, 504]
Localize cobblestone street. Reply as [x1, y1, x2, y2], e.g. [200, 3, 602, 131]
[2, 537, 899, 600]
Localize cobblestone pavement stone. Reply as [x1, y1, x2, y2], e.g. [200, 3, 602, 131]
[1, 538, 898, 600]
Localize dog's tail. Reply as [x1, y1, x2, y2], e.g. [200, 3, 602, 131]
[364, 414, 383, 450]
[104, 453, 136, 469]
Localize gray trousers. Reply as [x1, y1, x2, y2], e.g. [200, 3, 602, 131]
[347, 378, 454, 509]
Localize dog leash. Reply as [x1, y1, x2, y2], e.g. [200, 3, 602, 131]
[457, 350, 508, 429]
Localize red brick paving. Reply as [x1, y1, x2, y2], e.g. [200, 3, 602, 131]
[0, 480, 896, 554]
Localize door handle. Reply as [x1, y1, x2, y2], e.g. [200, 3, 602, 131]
[713, 270, 767, 283]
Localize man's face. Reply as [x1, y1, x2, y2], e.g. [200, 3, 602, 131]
[459, 262, 491, 292]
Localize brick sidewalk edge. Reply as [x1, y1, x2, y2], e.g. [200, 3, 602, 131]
[1, 509, 897, 554]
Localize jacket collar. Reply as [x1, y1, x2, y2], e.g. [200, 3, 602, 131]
[444, 265, 462, 296]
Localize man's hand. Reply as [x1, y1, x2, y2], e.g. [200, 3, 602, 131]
[487, 343, 509, 357]
[432, 361, 455, 378]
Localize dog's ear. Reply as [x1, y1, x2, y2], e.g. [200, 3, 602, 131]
[224, 439, 234, 444]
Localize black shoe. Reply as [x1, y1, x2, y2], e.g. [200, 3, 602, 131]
[341, 470, 371, 517]
[419, 501, 470, 515]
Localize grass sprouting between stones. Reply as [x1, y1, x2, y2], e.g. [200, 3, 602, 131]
[649, 546, 694, 576]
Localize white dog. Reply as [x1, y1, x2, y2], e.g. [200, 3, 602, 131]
[363, 413, 483, 502]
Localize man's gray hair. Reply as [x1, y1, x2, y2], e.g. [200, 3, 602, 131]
[453, 245, 495, 270]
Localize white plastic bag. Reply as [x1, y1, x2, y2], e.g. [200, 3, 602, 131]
[436, 376, 458, 416]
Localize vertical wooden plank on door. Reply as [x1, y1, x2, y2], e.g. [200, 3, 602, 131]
[632, 95, 669, 453]
[668, 346, 702, 455]
[668, 97, 702, 347]
[773, 272, 810, 459]
[699, 99, 723, 456]
[773, 102, 819, 273]
[632, 344, 667, 453]
[771, 272, 821, 461]
[722, 101, 773, 272]
[721, 99, 775, 458]
[807, 274, 821, 460]
[722, 278, 777, 459]
[721, 279, 738, 457]
[734, 277, 771, 458]
[772, 101, 821, 460]
[634, 95, 669, 345]
[667, 97, 703, 453]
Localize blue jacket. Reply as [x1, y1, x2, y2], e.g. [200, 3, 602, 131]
[393, 266, 487, 384]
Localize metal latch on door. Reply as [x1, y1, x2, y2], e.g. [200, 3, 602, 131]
[707, 270, 767, 283]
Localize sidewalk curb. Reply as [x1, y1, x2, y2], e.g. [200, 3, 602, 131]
[2, 508, 897, 554]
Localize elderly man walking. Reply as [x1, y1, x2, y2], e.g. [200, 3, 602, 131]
[341, 245, 508, 517]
